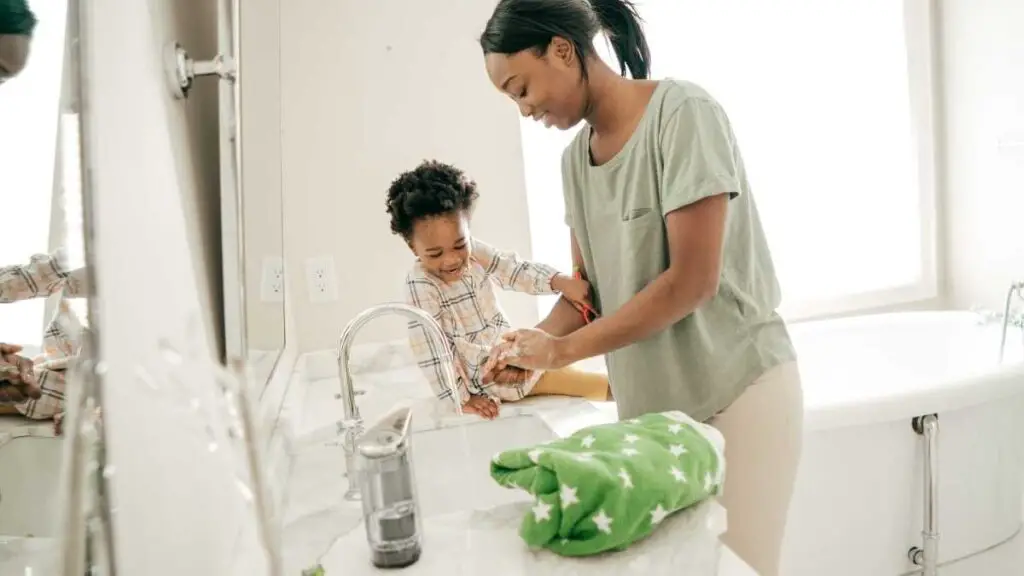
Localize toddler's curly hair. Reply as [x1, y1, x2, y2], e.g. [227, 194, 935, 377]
[385, 160, 480, 239]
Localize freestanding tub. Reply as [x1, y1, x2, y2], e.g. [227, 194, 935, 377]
[780, 311, 1024, 575]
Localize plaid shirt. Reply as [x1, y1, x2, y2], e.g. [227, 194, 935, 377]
[404, 239, 560, 404]
[0, 252, 87, 420]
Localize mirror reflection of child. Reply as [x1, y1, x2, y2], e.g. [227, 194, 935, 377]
[1, 3, 86, 433]
[0, 252, 87, 430]
[387, 160, 610, 419]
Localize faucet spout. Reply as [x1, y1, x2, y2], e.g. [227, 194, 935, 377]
[335, 303, 463, 500]
[336, 302, 463, 421]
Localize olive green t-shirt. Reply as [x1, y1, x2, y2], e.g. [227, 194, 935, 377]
[562, 79, 796, 422]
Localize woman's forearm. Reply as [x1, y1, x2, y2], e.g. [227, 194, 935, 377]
[536, 297, 586, 337]
[560, 269, 715, 364]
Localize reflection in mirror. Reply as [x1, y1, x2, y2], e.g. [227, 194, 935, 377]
[0, 0, 98, 573]
[229, 0, 285, 401]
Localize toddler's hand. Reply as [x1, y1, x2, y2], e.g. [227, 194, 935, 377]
[0, 343, 40, 404]
[462, 395, 499, 420]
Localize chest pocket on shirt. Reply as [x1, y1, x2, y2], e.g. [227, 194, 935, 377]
[622, 207, 653, 221]
[617, 208, 664, 292]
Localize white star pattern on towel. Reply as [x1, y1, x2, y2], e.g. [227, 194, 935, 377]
[623, 434, 639, 444]
[670, 466, 687, 483]
[532, 499, 552, 522]
[668, 423, 683, 434]
[621, 447, 639, 457]
[593, 509, 614, 534]
[650, 504, 668, 525]
[580, 434, 596, 448]
[618, 469, 633, 489]
[669, 444, 687, 456]
[528, 449, 543, 463]
[560, 483, 579, 508]
[492, 453, 501, 463]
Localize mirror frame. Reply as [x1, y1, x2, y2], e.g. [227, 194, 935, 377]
[218, 1, 287, 399]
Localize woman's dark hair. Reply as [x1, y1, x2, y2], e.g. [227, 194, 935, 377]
[480, 0, 650, 80]
[385, 160, 480, 239]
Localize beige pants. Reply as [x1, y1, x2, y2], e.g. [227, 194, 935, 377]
[526, 366, 611, 401]
[0, 34, 31, 80]
[708, 361, 804, 576]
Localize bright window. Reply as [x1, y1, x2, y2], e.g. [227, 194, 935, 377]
[0, 0, 69, 345]
[521, 0, 937, 321]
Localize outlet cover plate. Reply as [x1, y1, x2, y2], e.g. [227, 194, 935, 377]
[305, 255, 339, 303]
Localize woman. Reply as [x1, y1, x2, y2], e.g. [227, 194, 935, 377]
[479, 1, 802, 574]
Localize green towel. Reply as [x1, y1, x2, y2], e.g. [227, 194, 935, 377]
[490, 410, 725, 556]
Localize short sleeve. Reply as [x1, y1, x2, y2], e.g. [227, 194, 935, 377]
[560, 140, 578, 228]
[658, 97, 742, 216]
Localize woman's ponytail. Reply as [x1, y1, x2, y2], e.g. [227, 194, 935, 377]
[481, 0, 651, 80]
[588, 0, 651, 80]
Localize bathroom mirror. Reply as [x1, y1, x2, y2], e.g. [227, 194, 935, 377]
[0, 0, 101, 572]
[224, 1, 286, 398]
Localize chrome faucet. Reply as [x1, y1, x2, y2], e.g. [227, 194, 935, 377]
[999, 280, 1024, 362]
[336, 303, 463, 500]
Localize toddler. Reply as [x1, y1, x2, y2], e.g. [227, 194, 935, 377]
[386, 160, 609, 419]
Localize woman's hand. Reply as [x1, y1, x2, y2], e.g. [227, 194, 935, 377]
[483, 328, 570, 374]
[552, 274, 593, 316]
[0, 343, 40, 404]
[462, 395, 499, 420]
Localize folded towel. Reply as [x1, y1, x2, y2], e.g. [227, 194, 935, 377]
[489, 410, 725, 556]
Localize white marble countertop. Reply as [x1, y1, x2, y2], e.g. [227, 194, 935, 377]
[0, 537, 58, 574]
[319, 498, 730, 575]
[282, 380, 756, 576]
[0, 415, 57, 447]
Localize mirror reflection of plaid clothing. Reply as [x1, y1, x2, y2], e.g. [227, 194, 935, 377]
[0, 252, 87, 421]
[404, 239, 561, 404]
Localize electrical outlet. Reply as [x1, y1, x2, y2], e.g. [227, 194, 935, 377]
[306, 256, 339, 303]
[259, 256, 284, 303]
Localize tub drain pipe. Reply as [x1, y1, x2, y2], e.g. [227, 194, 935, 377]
[908, 414, 939, 576]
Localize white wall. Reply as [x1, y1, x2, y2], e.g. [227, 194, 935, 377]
[940, 0, 1024, 310]
[275, 0, 1024, 354]
[280, 0, 541, 351]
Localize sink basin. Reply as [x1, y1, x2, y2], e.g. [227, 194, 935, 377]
[283, 410, 566, 574]
[410, 413, 556, 518]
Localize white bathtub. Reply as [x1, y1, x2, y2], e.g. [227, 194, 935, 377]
[780, 311, 1024, 575]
